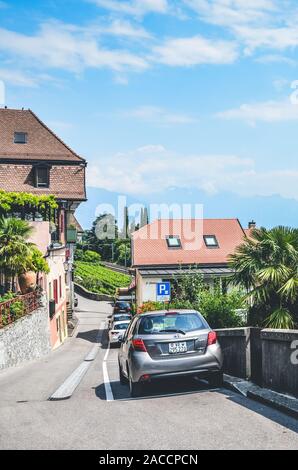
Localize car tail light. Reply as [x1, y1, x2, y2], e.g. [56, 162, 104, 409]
[140, 374, 150, 382]
[132, 338, 147, 352]
[207, 331, 217, 346]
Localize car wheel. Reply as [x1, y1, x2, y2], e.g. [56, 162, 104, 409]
[129, 374, 142, 398]
[119, 362, 127, 385]
[208, 371, 223, 388]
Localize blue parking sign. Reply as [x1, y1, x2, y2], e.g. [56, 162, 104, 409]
[156, 282, 171, 302]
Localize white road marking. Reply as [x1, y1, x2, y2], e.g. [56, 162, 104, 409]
[49, 321, 105, 401]
[102, 337, 114, 402]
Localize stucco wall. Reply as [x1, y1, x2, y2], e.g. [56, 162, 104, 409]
[0, 296, 51, 370]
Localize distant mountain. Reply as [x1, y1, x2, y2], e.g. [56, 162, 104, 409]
[75, 186, 298, 230]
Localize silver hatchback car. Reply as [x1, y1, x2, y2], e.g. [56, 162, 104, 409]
[118, 309, 223, 397]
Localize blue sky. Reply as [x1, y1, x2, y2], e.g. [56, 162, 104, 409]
[1, 0, 298, 227]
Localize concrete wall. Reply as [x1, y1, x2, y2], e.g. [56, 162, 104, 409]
[261, 329, 298, 398]
[216, 327, 298, 397]
[0, 296, 51, 370]
[29, 221, 51, 256]
[46, 247, 68, 349]
[216, 328, 252, 380]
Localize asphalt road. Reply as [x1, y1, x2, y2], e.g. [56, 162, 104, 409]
[0, 296, 297, 450]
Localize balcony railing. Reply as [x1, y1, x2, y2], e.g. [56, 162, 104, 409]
[0, 291, 40, 329]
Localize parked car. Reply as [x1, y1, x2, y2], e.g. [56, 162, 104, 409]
[108, 313, 132, 329]
[109, 320, 131, 346]
[118, 309, 223, 397]
[74, 294, 78, 308]
[113, 301, 131, 314]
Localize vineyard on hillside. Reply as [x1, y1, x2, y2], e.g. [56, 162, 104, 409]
[74, 261, 131, 295]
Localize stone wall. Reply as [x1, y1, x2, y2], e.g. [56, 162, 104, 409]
[0, 297, 51, 370]
[74, 283, 114, 302]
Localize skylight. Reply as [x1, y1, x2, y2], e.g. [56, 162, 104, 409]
[166, 236, 182, 248]
[204, 235, 219, 248]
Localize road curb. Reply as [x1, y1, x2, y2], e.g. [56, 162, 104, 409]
[246, 389, 298, 419]
[224, 374, 298, 419]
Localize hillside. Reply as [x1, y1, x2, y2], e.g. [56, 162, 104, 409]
[74, 261, 131, 296]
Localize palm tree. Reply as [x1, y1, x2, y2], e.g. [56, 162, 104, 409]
[229, 226, 298, 329]
[0, 217, 35, 291]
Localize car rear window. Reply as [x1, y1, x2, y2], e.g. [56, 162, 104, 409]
[114, 323, 130, 330]
[116, 302, 129, 308]
[138, 313, 207, 335]
[114, 315, 131, 321]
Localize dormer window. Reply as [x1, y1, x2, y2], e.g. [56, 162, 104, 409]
[166, 236, 182, 248]
[35, 165, 49, 188]
[14, 132, 27, 144]
[204, 235, 219, 248]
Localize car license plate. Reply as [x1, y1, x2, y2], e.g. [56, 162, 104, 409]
[169, 342, 187, 354]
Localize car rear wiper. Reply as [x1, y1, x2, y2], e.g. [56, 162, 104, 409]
[158, 328, 186, 335]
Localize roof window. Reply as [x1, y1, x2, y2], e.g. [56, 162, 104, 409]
[166, 236, 182, 248]
[204, 235, 219, 248]
[14, 132, 27, 144]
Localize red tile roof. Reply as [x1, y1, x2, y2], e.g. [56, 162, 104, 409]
[0, 108, 85, 162]
[132, 218, 246, 267]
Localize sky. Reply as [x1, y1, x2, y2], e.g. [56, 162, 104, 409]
[1, 0, 298, 228]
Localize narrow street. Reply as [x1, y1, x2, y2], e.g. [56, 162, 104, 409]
[0, 296, 297, 450]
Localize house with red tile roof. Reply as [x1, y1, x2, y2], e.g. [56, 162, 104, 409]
[0, 108, 87, 348]
[131, 218, 252, 306]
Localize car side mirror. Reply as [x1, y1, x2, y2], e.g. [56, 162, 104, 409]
[107, 315, 112, 319]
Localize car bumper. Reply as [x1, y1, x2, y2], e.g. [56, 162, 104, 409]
[130, 344, 223, 382]
[109, 336, 123, 344]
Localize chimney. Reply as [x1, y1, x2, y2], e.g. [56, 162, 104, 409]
[248, 220, 256, 229]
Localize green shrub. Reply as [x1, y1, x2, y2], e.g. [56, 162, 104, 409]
[75, 249, 101, 263]
[10, 301, 24, 319]
[197, 289, 245, 329]
[0, 292, 16, 303]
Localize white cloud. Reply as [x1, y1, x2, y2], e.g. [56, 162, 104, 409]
[87, 145, 298, 201]
[92, 19, 152, 39]
[217, 99, 298, 124]
[0, 22, 149, 73]
[183, 0, 277, 28]
[184, 1, 298, 55]
[0, 69, 39, 87]
[137, 144, 167, 153]
[235, 25, 298, 54]
[255, 54, 296, 66]
[152, 35, 238, 66]
[122, 106, 197, 124]
[90, 0, 168, 16]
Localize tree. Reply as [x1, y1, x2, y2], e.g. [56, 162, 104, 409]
[116, 241, 131, 267]
[84, 214, 118, 262]
[229, 226, 298, 329]
[0, 217, 48, 291]
[140, 206, 149, 228]
[171, 266, 204, 304]
[0, 217, 34, 290]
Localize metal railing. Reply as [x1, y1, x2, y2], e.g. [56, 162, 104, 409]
[0, 291, 40, 329]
